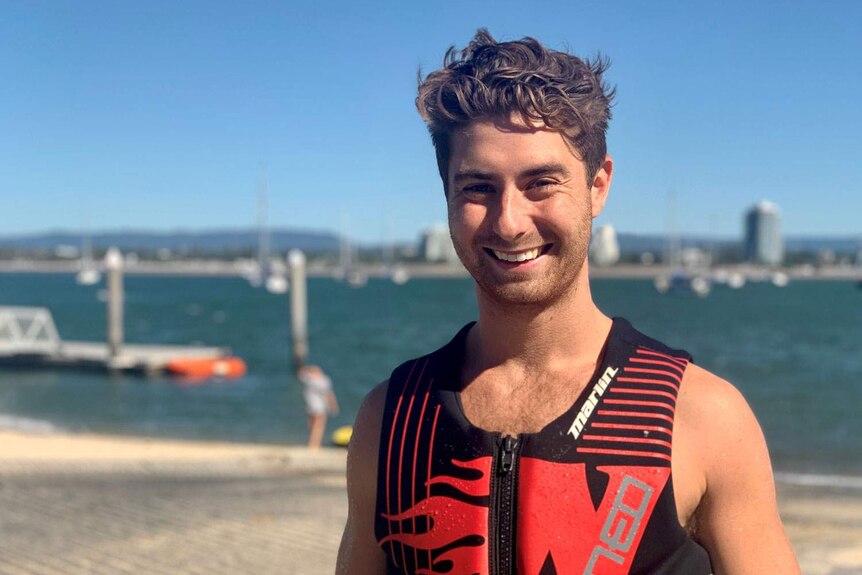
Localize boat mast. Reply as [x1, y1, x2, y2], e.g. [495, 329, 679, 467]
[257, 174, 270, 280]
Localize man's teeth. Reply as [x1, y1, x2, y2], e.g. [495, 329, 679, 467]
[492, 248, 540, 262]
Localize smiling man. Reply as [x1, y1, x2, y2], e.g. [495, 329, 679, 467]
[337, 30, 800, 574]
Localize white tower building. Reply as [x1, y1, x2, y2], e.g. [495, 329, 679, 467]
[420, 224, 460, 264]
[744, 201, 783, 265]
[589, 224, 620, 267]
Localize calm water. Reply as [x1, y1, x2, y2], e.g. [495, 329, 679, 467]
[1, 273, 860, 477]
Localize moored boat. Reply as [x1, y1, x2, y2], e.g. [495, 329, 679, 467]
[165, 356, 247, 379]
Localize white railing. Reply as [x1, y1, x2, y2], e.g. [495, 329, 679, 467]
[0, 307, 62, 354]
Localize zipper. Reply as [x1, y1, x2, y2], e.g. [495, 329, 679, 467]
[491, 435, 520, 575]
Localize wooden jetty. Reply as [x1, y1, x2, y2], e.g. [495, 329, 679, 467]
[0, 249, 244, 378]
[0, 306, 232, 375]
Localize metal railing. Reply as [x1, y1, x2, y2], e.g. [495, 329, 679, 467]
[0, 306, 62, 355]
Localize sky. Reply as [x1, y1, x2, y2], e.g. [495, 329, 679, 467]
[2, 1, 861, 244]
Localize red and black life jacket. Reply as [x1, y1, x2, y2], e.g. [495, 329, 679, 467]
[374, 317, 713, 574]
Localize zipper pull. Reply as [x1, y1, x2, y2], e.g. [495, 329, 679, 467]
[499, 436, 518, 473]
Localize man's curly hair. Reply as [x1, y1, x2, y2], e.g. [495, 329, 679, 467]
[417, 29, 615, 194]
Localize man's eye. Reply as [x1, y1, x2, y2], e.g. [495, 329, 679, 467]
[462, 184, 494, 194]
[530, 179, 557, 189]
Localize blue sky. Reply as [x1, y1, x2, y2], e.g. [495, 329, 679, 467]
[2, 1, 860, 243]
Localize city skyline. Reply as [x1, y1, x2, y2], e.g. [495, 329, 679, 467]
[3, 196, 857, 249]
[2, 1, 861, 243]
[4, 205, 860, 257]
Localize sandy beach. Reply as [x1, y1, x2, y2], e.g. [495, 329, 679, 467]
[1, 431, 860, 575]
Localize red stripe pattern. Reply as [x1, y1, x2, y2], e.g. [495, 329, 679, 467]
[377, 354, 493, 575]
[576, 346, 689, 463]
[385, 357, 432, 573]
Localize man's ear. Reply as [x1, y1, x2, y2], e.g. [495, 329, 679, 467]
[590, 155, 613, 218]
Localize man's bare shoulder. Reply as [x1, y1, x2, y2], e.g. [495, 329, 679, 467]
[677, 363, 801, 572]
[356, 380, 390, 427]
[336, 379, 390, 574]
[676, 362, 765, 471]
[680, 363, 745, 408]
[677, 362, 759, 442]
[350, 380, 389, 465]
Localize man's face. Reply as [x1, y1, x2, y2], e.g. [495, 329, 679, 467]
[446, 117, 611, 307]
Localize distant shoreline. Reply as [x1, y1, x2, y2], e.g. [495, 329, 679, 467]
[2, 259, 861, 281]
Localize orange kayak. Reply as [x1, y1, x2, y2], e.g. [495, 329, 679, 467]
[165, 357, 247, 379]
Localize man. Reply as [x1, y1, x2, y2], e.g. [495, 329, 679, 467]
[338, 30, 800, 574]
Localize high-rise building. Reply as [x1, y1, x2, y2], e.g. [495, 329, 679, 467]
[589, 224, 620, 266]
[744, 201, 783, 265]
[419, 224, 460, 264]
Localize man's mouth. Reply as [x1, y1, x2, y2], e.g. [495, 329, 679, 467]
[485, 244, 551, 263]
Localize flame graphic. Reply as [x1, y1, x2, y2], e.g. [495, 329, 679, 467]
[426, 457, 492, 497]
[416, 543, 486, 575]
[380, 456, 492, 575]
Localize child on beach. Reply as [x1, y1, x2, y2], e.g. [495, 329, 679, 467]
[297, 364, 339, 450]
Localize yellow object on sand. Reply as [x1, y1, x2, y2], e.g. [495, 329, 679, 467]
[331, 426, 353, 447]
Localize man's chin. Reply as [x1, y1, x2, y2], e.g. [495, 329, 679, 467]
[467, 258, 585, 308]
[475, 279, 561, 308]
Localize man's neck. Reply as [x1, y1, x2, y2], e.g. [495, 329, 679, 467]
[466, 276, 612, 380]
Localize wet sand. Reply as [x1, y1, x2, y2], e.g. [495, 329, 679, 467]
[1, 430, 860, 574]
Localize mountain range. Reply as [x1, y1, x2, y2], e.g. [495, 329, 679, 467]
[0, 229, 859, 256]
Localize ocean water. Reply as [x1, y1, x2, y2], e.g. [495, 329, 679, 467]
[1, 273, 860, 479]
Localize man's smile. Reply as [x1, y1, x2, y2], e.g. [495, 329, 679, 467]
[483, 244, 553, 266]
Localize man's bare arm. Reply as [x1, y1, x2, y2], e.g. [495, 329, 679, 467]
[684, 365, 800, 574]
[336, 380, 389, 574]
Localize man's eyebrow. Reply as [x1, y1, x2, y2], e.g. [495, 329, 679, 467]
[452, 170, 495, 183]
[520, 163, 572, 179]
[453, 163, 572, 183]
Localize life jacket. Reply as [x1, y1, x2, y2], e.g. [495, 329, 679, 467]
[374, 317, 713, 574]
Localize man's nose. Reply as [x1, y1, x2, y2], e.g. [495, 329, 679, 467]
[490, 187, 529, 242]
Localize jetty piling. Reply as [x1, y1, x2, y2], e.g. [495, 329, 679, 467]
[105, 247, 124, 364]
[288, 249, 308, 371]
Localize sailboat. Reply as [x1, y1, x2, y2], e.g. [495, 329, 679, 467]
[389, 265, 410, 285]
[382, 220, 409, 285]
[769, 271, 789, 287]
[247, 174, 288, 294]
[855, 240, 862, 290]
[654, 272, 711, 297]
[265, 258, 288, 294]
[654, 192, 711, 297]
[75, 233, 101, 286]
[336, 215, 366, 288]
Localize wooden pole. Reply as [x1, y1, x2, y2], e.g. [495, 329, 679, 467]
[288, 249, 308, 371]
[104, 247, 124, 363]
